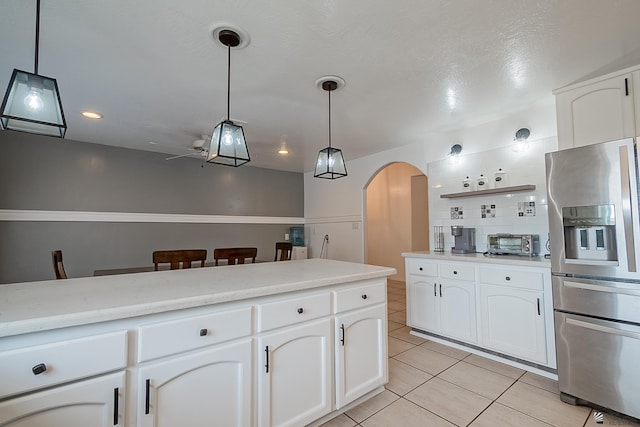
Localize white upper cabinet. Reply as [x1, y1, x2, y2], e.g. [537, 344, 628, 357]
[555, 68, 638, 150]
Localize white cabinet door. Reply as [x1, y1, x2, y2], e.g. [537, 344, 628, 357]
[406, 275, 439, 332]
[335, 304, 387, 409]
[479, 284, 546, 364]
[439, 280, 477, 343]
[258, 318, 332, 427]
[138, 339, 252, 427]
[0, 372, 125, 426]
[556, 73, 636, 150]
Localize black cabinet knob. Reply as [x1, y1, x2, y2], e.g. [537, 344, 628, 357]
[453, 271, 458, 275]
[361, 294, 368, 300]
[199, 328, 208, 336]
[419, 267, 423, 271]
[297, 308, 304, 314]
[506, 276, 511, 281]
[32, 363, 47, 375]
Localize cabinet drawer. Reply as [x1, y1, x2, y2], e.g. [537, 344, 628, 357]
[479, 267, 544, 291]
[439, 263, 475, 281]
[406, 259, 437, 276]
[334, 281, 386, 313]
[138, 306, 252, 362]
[0, 330, 127, 399]
[258, 292, 331, 332]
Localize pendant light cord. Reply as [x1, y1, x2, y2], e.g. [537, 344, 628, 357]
[34, 0, 40, 74]
[328, 89, 332, 149]
[226, 42, 231, 121]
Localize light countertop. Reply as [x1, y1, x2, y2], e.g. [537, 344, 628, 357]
[0, 259, 395, 338]
[402, 251, 551, 267]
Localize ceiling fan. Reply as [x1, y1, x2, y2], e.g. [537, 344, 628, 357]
[165, 135, 210, 161]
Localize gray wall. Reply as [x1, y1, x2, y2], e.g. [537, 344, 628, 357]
[0, 131, 304, 283]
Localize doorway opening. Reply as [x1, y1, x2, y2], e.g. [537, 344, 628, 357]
[364, 162, 428, 281]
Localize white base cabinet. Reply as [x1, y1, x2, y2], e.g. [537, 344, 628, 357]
[335, 304, 387, 409]
[258, 318, 333, 427]
[138, 339, 253, 427]
[479, 284, 546, 364]
[404, 255, 555, 369]
[0, 372, 125, 427]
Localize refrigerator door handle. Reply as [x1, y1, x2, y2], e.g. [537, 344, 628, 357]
[564, 280, 640, 297]
[566, 317, 640, 340]
[619, 144, 637, 272]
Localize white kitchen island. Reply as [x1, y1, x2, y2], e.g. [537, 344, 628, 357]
[402, 251, 556, 378]
[0, 258, 395, 427]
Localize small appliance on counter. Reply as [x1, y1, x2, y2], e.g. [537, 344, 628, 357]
[451, 225, 476, 254]
[487, 233, 539, 256]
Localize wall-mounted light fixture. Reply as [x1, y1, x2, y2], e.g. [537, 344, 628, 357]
[449, 143, 462, 163]
[206, 28, 250, 167]
[314, 76, 347, 179]
[1, 0, 67, 137]
[513, 128, 530, 152]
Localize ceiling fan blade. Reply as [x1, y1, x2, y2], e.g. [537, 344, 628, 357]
[165, 152, 198, 161]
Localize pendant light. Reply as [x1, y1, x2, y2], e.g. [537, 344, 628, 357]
[1, 0, 67, 138]
[314, 77, 347, 179]
[206, 29, 250, 167]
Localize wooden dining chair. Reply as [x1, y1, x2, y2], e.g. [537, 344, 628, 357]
[153, 249, 207, 271]
[274, 242, 293, 261]
[213, 247, 258, 266]
[51, 250, 68, 279]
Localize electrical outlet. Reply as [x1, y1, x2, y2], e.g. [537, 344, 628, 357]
[324, 234, 329, 242]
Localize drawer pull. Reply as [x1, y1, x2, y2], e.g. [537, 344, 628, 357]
[419, 267, 423, 271]
[199, 328, 208, 336]
[340, 323, 345, 346]
[297, 307, 304, 314]
[453, 270, 458, 275]
[506, 276, 511, 281]
[265, 346, 270, 373]
[361, 294, 368, 300]
[32, 363, 47, 375]
[145, 379, 150, 415]
[113, 387, 119, 425]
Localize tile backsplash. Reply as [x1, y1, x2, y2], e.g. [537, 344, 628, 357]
[427, 137, 555, 254]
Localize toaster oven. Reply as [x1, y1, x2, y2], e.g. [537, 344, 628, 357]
[487, 234, 540, 256]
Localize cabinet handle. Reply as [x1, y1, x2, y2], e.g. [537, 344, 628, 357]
[625, 78, 629, 96]
[505, 276, 511, 281]
[265, 346, 269, 373]
[537, 298, 541, 316]
[434, 283, 437, 296]
[297, 307, 304, 314]
[32, 363, 46, 375]
[145, 379, 150, 415]
[340, 323, 345, 346]
[453, 270, 458, 275]
[419, 267, 423, 271]
[113, 387, 119, 425]
[361, 294, 367, 300]
[199, 328, 208, 336]
[439, 284, 442, 297]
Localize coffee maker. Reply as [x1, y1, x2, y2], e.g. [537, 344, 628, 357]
[451, 226, 476, 254]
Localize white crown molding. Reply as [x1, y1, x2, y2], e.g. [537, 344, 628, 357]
[304, 215, 362, 224]
[0, 209, 304, 225]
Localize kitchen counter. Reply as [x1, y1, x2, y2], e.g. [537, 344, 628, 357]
[402, 250, 551, 267]
[0, 258, 396, 338]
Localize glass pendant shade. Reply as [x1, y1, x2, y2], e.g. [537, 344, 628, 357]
[1, 69, 67, 138]
[314, 146, 347, 179]
[206, 120, 250, 167]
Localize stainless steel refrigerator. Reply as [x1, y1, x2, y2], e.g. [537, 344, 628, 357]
[546, 137, 640, 419]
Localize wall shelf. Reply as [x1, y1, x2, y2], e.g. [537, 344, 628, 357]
[439, 184, 536, 199]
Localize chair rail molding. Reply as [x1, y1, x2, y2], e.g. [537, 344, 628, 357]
[0, 209, 304, 225]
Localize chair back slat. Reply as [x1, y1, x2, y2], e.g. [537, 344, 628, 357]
[274, 242, 293, 261]
[213, 248, 257, 266]
[52, 250, 68, 279]
[153, 249, 207, 271]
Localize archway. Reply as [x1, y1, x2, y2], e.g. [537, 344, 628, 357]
[364, 162, 429, 281]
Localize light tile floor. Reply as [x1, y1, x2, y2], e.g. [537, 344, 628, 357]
[320, 279, 639, 427]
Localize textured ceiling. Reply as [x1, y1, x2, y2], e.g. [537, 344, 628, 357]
[2, 0, 640, 172]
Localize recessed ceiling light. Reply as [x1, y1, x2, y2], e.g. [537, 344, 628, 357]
[278, 148, 289, 155]
[81, 111, 103, 119]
